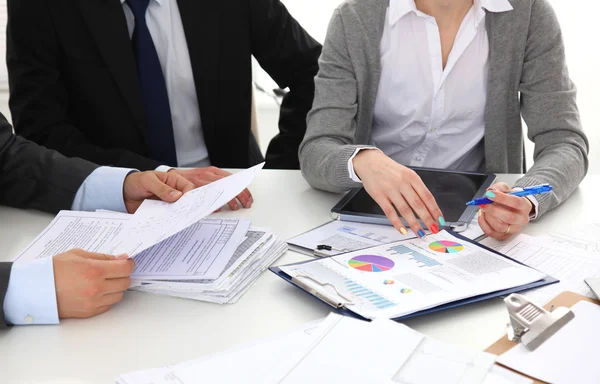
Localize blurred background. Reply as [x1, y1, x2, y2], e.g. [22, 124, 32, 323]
[0, 0, 596, 174]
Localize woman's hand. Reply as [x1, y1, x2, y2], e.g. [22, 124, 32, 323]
[478, 183, 533, 241]
[352, 150, 445, 237]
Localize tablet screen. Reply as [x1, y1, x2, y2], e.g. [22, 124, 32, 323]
[339, 169, 489, 222]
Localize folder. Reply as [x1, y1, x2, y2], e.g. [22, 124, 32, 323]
[486, 291, 600, 384]
[270, 231, 558, 321]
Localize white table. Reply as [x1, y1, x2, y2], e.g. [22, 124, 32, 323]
[0, 170, 597, 383]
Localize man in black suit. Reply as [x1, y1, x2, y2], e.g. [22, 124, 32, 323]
[0, 113, 196, 327]
[6, 0, 321, 177]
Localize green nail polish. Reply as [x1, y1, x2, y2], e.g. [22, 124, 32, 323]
[485, 191, 496, 198]
[438, 216, 446, 226]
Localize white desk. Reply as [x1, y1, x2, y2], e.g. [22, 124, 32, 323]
[0, 170, 597, 383]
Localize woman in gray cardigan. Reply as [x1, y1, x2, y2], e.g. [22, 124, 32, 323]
[299, 0, 588, 240]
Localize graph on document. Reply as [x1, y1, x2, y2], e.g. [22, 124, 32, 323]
[388, 244, 441, 268]
[344, 279, 396, 309]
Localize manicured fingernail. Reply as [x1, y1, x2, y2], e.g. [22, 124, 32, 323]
[438, 217, 446, 226]
[400, 227, 408, 235]
[170, 190, 182, 198]
[417, 229, 425, 238]
[485, 191, 496, 198]
[478, 209, 482, 217]
[430, 224, 439, 234]
[480, 204, 487, 209]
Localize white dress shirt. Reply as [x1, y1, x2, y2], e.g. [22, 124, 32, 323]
[349, 0, 513, 180]
[121, 0, 210, 168]
[3, 167, 133, 325]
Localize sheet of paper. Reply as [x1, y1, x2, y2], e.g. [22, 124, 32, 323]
[288, 220, 415, 256]
[498, 301, 600, 384]
[281, 230, 546, 319]
[13, 211, 129, 262]
[500, 234, 600, 303]
[132, 218, 250, 280]
[116, 316, 337, 384]
[105, 163, 264, 256]
[393, 337, 496, 384]
[14, 211, 251, 281]
[482, 366, 533, 384]
[543, 222, 600, 253]
[281, 317, 424, 384]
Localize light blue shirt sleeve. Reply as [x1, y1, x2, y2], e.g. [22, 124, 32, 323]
[3, 258, 59, 325]
[71, 166, 135, 213]
[3, 166, 136, 326]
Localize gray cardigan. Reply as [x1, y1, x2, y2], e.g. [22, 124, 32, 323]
[299, 0, 589, 217]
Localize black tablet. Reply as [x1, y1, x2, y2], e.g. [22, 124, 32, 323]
[331, 167, 496, 232]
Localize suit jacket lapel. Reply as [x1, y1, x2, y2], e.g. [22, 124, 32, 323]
[79, 0, 147, 139]
[176, 0, 220, 156]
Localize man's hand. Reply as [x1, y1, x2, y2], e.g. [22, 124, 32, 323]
[478, 182, 533, 241]
[123, 171, 195, 213]
[169, 167, 253, 211]
[353, 150, 445, 237]
[53, 249, 135, 319]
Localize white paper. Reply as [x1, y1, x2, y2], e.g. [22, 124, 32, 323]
[13, 211, 252, 282]
[393, 337, 496, 384]
[131, 218, 250, 280]
[500, 234, 600, 303]
[543, 222, 600, 253]
[105, 163, 264, 257]
[482, 366, 533, 384]
[498, 301, 600, 384]
[282, 317, 424, 384]
[288, 220, 415, 256]
[281, 230, 546, 319]
[13, 211, 129, 263]
[116, 316, 336, 384]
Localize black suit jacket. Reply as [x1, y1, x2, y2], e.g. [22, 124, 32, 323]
[0, 113, 97, 327]
[7, 0, 321, 170]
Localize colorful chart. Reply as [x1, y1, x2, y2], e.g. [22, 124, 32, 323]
[383, 279, 395, 285]
[348, 255, 395, 273]
[429, 240, 464, 254]
[400, 288, 412, 294]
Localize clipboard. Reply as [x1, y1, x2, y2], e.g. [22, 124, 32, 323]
[486, 291, 600, 384]
[270, 231, 559, 322]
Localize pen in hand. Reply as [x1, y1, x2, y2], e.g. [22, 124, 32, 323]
[466, 184, 553, 206]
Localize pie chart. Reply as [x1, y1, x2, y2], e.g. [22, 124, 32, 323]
[429, 240, 464, 253]
[348, 255, 395, 272]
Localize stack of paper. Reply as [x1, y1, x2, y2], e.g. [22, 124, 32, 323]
[13, 164, 286, 303]
[131, 228, 287, 304]
[115, 313, 532, 384]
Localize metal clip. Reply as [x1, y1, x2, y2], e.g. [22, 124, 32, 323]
[504, 293, 574, 350]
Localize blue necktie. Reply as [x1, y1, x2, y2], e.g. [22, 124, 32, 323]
[127, 0, 178, 166]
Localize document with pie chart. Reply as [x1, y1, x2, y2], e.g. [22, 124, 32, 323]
[280, 230, 548, 319]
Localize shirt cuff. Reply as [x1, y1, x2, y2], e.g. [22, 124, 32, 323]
[3, 258, 59, 325]
[155, 165, 173, 172]
[525, 195, 540, 220]
[347, 148, 381, 183]
[71, 166, 136, 213]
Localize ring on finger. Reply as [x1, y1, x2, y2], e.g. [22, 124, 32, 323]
[504, 225, 512, 235]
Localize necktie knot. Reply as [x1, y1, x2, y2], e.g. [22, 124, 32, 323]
[127, 0, 151, 19]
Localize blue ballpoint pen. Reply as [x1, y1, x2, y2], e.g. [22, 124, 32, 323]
[466, 184, 553, 206]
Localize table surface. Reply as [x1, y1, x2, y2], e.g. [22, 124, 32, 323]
[0, 170, 597, 383]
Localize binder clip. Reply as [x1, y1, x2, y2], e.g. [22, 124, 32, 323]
[504, 293, 574, 350]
